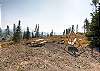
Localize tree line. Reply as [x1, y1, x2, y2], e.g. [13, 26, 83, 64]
[0, 21, 40, 42]
[0, 20, 55, 42]
[63, 24, 79, 35]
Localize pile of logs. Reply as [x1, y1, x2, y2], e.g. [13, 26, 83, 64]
[26, 39, 47, 47]
[0, 41, 13, 48]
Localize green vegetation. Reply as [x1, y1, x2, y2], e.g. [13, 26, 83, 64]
[84, 0, 100, 47]
[23, 27, 30, 39]
[12, 20, 22, 42]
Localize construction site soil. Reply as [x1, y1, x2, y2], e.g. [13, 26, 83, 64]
[0, 43, 100, 71]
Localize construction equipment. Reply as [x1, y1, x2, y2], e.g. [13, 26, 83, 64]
[63, 32, 89, 56]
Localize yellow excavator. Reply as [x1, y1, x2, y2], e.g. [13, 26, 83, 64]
[63, 32, 89, 56]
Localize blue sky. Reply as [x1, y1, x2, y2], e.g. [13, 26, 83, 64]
[0, 0, 93, 34]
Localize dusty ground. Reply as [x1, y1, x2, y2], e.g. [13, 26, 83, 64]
[0, 43, 100, 71]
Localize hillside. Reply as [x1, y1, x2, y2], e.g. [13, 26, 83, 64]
[0, 42, 100, 71]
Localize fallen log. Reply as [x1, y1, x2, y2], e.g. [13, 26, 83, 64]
[26, 39, 47, 47]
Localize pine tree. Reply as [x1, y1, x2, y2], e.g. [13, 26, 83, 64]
[41, 32, 43, 37]
[35, 24, 37, 37]
[87, 1, 100, 47]
[26, 27, 30, 39]
[0, 27, 2, 37]
[5, 25, 10, 36]
[83, 24, 85, 33]
[50, 29, 53, 36]
[68, 28, 71, 34]
[23, 31, 26, 39]
[66, 29, 68, 35]
[71, 25, 74, 33]
[89, 11, 100, 47]
[18, 20, 22, 39]
[47, 33, 49, 37]
[37, 24, 39, 37]
[63, 30, 65, 35]
[13, 20, 22, 42]
[4, 25, 11, 40]
[84, 18, 90, 33]
[32, 32, 34, 38]
[76, 24, 78, 33]
[35, 24, 39, 37]
[13, 24, 16, 34]
[13, 24, 16, 40]
[35, 24, 37, 32]
[91, 0, 99, 11]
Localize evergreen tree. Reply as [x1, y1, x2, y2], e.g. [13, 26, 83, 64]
[35, 24, 39, 37]
[91, 0, 99, 11]
[87, 1, 100, 47]
[4, 25, 11, 40]
[37, 24, 39, 37]
[0, 27, 2, 37]
[76, 24, 78, 33]
[35, 24, 37, 32]
[26, 27, 30, 39]
[83, 24, 85, 33]
[41, 32, 43, 37]
[13, 20, 22, 42]
[84, 18, 90, 33]
[18, 20, 22, 39]
[5, 25, 10, 36]
[63, 30, 65, 35]
[32, 32, 34, 38]
[71, 25, 74, 33]
[13, 24, 16, 40]
[47, 33, 49, 37]
[50, 29, 53, 36]
[13, 24, 16, 34]
[66, 29, 68, 35]
[88, 11, 100, 46]
[68, 28, 71, 34]
[23, 31, 26, 39]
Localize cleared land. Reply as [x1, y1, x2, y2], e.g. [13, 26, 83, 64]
[0, 42, 100, 71]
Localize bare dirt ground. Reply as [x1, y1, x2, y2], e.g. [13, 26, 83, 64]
[0, 43, 100, 71]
